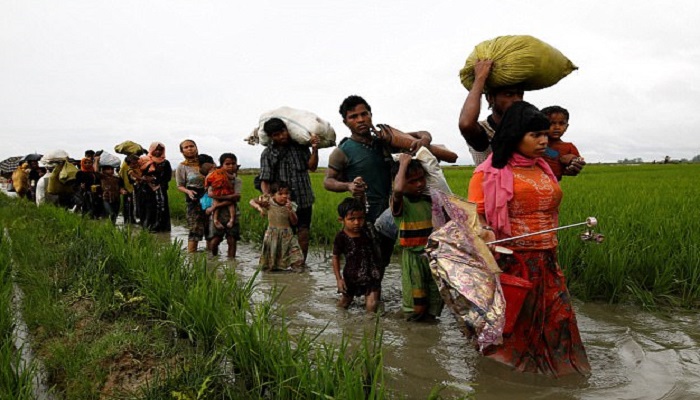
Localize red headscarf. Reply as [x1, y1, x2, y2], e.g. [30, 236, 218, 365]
[80, 157, 94, 173]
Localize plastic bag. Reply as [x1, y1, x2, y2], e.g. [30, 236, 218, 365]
[460, 35, 577, 91]
[97, 151, 121, 168]
[374, 207, 397, 240]
[256, 106, 336, 148]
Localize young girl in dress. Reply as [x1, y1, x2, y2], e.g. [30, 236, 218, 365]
[249, 181, 305, 272]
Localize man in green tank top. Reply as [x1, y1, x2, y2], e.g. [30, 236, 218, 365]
[324, 95, 432, 270]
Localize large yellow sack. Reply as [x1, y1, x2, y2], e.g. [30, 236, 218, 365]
[460, 35, 577, 91]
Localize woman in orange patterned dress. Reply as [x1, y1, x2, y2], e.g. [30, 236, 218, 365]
[467, 101, 590, 377]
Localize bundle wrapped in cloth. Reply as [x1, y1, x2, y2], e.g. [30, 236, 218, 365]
[114, 140, 145, 156]
[460, 35, 577, 91]
[246, 106, 336, 148]
[375, 124, 458, 163]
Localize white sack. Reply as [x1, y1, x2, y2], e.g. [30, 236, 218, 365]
[257, 106, 336, 148]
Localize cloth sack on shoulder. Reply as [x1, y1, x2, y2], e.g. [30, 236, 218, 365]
[41, 149, 70, 165]
[11, 166, 29, 195]
[47, 162, 75, 195]
[256, 106, 336, 148]
[460, 35, 577, 91]
[59, 159, 78, 184]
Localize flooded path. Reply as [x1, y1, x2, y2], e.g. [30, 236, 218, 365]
[165, 226, 700, 399]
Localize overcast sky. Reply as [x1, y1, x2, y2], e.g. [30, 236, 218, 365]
[2, 0, 699, 167]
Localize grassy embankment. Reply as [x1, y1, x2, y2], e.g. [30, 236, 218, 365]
[0, 197, 387, 399]
[171, 164, 700, 309]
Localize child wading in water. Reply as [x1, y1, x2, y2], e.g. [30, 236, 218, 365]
[392, 153, 444, 322]
[541, 105, 585, 181]
[204, 155, 238, 230]
[204, 153, 242, 257]
[249, 182, 305, 271]
[332, 197, 382, 312]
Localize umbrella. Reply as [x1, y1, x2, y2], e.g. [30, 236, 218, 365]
[427, 189, 506, 350]
[23, 153, 43, 162]
[0, 156, 24, 175]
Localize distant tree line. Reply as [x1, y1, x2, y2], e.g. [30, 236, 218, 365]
[617, 155, 700, 164]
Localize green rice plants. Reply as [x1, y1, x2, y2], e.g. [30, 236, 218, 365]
[0, 228, 40, 399]
[219, 285, 387, 399]
[0, 341, 38, 400]
[170, 259, 239, 351]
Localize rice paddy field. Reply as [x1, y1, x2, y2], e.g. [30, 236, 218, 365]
[1, 162, 699, 398]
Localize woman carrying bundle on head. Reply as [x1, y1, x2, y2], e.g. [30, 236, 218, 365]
[467, 101, 590, 377]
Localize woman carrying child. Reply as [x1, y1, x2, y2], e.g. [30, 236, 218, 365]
[205, 153, 242, 258]
[139, 142, 172, 232]
[467, 101, 590, 376]
[332, 197, 382, 312]
[175, 140, 208, 251]
[249, 181, 304, 272]
[392, 153, 444, 322]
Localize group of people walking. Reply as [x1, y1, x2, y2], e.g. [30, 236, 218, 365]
[10, 68, 591, 378]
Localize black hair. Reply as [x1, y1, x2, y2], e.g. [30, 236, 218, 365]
[198, 153, 215, 165]
[391, 158, 425, 180]
[337, 197, 366, 218]
[125, 154, 140, 164]
[268, 181, 290, 195]
[199, 162, 215, 176]
[339, 95, 371, 119]
[85, 150, 95, 158]
[219, 152, 237, 166]
[491, 101, 550, 169]
[179, 139, 197, 152]
[263, 118, 287, 135]
[540, 105, 570, 121]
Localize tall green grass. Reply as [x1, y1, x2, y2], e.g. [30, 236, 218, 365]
[0, 225, 38, 399]
[171, 164, 700, 309]
[0, 195, 388, 398]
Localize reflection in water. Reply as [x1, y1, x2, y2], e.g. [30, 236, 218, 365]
[164, 226, 700, 399]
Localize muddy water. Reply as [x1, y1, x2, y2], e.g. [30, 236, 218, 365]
[165, 226, 700, 399]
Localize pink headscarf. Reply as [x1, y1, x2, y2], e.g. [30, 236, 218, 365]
[475, 152, 558, 238]
[139, 142, 166, 173]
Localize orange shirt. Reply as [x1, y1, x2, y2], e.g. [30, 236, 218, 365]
[204, 168, 234, 197]
[468, 166, 562, 250]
